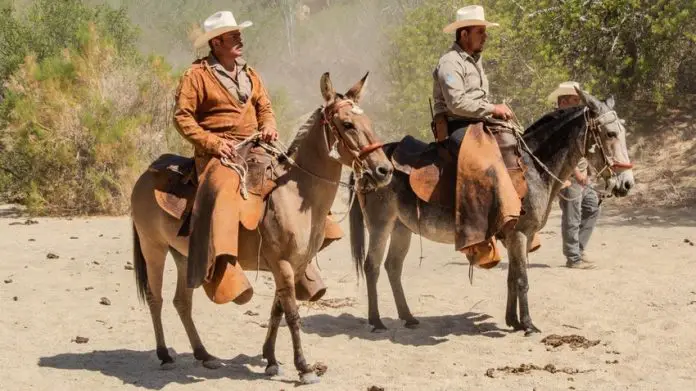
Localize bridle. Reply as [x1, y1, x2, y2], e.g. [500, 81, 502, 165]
[321, 99, 384, 180]
[581, 108, 633, 181]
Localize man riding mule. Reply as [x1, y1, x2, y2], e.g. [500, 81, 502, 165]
[348, 6, 635, 332]
[173, 10, 341, 303]
[431, 5, 539, 268]
[130, 9, 393, 383]
[350, 84, 635, 332]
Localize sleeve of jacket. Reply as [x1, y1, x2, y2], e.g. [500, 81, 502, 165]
[173, 69, 222, 154]
[252, 72, 277, 132]
[436, 60, 494, 118]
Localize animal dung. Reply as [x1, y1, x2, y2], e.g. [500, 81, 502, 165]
[541, 334, 600, 349]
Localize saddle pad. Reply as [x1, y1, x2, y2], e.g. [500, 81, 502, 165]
[151, 168, 196, 220]
[409, 159, 456, 209]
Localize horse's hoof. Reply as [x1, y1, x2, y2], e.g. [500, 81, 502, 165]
[265, 364, 283, 376]
[371, 326, 388, 333]
[299, 371, 320, 385]
[369, 318, 387, 332]
[524, 325, 542, 336]
[160, 361, 176, 370]
[404, 318, 420, 329]
[202, 358, 222, 369]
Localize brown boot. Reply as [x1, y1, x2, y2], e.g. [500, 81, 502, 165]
[319, 214, 344, 251]
[203, 257, 253, 305]
[463, 239, 501, 269]
[295, 261, 327, 302]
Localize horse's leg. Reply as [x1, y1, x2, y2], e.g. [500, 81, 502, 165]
[274, 260, 319, 385]
[170, 249, 221, 369]
[262, 297, 284, 376]
[139, 237, 175, 368]
[505, 247, 522, 331]
[364, 218, 395, 332]
[384, 220, 418, 328]
[507, 231, 541, 335]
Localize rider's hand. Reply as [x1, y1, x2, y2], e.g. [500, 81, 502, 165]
[260, 127, 279, 143]
[216, 139, 237, 160]
[492, 104, 513, 121]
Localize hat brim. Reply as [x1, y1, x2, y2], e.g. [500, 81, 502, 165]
[547, 87, 579, 103]
[443, 19, 499, 33]
[193, 21, 253, 49]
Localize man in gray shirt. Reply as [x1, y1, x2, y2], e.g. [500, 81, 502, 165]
[432, 5, 513, 153]
[548, 82, 600, 269]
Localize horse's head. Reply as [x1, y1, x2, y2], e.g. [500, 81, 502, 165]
[319, 72, 393, 190]
[576, 88, 635, 197]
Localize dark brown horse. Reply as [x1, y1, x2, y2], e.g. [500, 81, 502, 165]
[350, 88, 634, 333]
[131, 72, 393, 384]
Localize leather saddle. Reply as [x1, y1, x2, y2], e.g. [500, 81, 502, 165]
[390, 135, 456, 209]
[148, 144, 280, 236]
[390, 126, 528, 210]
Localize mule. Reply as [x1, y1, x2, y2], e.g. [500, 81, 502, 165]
[131, 72, 392, 384]
[349, 88, 634, 334]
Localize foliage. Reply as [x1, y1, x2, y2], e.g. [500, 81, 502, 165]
[0, 8, 186, 215]
[0, 0, 138, 83]
[384, 0, 696, 137]
[523, 0, 696, 104]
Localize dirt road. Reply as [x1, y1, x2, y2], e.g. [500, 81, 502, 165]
[1, 204, 695, 390]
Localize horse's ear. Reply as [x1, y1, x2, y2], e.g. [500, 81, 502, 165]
[345, 71, 369, 103]
[606, 95, 616, 110]
[320, 72, 336, 105]
[574, 86, 601, 112]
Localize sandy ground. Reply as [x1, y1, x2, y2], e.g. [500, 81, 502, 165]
[1, 201, 696, 391]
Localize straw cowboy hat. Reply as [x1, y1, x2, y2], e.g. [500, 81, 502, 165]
[547, 81, 581, 103]
[193, 11, 252, 49]
[443, 5, 500, 33]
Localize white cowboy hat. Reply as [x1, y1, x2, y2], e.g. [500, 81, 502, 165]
[193, 11, 252, 49]
[547, 81, 581, 103]
[443, 5, 499, 33]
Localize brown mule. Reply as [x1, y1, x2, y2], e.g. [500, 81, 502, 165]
[131, 72, 392, 384]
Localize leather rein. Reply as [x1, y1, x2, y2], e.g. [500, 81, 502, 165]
[581, 108, 634, 180]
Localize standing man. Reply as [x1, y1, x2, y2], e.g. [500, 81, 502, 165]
[548, 81, 600, 270]
[174, 10, 278, 298]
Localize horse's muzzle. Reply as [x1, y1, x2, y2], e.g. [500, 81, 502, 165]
[363, 163, 393, 189]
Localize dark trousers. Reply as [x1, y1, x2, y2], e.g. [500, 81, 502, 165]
[446, 120, 475, 158]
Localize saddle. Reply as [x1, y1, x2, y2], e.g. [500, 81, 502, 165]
[390, 124, 528, 209]
[148, 143, 279, 235]
[391, 136, 456, 208]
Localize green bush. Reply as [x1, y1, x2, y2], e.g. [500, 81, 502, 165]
[0, 22, 187, 215]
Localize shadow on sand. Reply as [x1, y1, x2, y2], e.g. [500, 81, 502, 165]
[301, 311, 508, 346]
[38, 350, 299, 389]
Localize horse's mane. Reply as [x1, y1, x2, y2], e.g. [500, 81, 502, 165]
[523, 106, 585, 141]
[285, 106, 324, 157]
[522, 105, 587, 163]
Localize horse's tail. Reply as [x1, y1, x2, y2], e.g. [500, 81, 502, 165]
[349, 173, 366, 280]
[132, 223, 149, 304]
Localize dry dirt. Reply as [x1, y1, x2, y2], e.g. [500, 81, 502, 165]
[1, 202, 696, 390]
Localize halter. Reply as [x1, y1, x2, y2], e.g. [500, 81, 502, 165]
[581, 108, 633, 181]
[321, 99, 384, 179]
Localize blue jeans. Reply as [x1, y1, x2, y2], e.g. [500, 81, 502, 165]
[558, 182, 601, 263]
